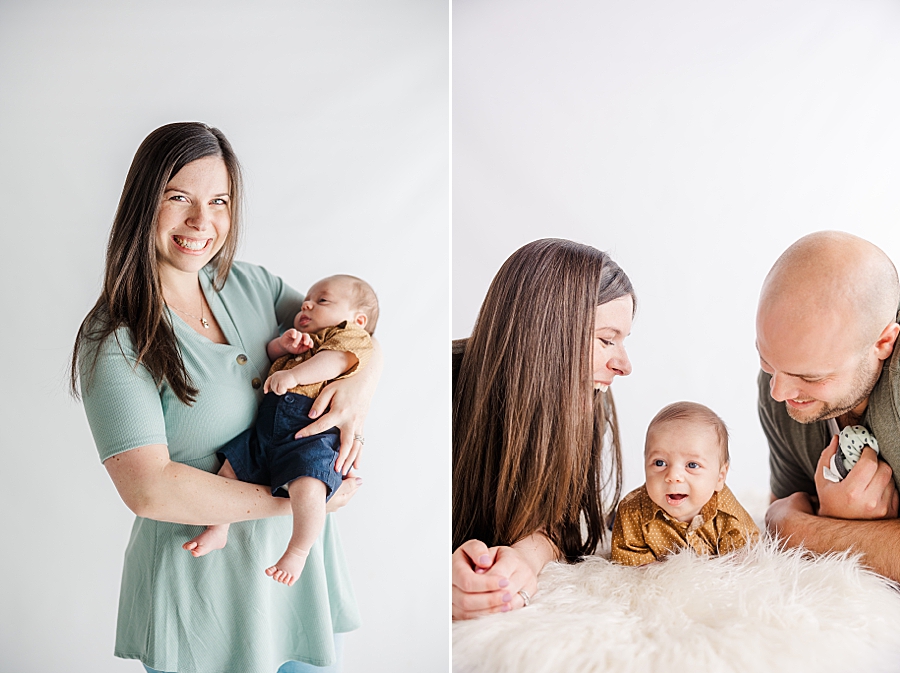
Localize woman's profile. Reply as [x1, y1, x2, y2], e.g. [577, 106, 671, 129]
[452, 238, 634, 620]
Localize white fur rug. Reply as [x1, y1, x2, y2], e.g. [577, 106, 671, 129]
[453, 540, 900, 673]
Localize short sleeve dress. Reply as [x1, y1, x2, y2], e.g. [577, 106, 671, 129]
[81, 261, 360, 673]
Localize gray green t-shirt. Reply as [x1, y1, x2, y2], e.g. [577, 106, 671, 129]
[759, 309, 900, 499]
[81, 261, 360, 673]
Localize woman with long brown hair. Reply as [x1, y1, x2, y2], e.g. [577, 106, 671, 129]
[452, 238, 634, 620]
[72, 122, 380, 672]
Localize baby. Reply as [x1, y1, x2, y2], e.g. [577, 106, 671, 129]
[611, 401, 758, 566]
[183, 274, 378, 586]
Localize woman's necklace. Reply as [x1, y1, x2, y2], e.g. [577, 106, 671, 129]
[168, 298, 210, 329]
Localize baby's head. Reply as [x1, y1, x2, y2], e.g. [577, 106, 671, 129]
[296, 274, 379, 335]
[643, 401, 730, 523]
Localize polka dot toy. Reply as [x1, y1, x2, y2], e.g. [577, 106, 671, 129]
[823, 425, 879, 483]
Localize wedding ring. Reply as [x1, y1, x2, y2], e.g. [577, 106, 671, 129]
[354, 434, 365, 445]
[518, 589, 531, 607]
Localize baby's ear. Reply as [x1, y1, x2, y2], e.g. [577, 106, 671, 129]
[354, 312, 367, 329]
[715, 461, 729, 492]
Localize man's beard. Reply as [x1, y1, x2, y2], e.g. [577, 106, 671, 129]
[786, 358, 883, 424]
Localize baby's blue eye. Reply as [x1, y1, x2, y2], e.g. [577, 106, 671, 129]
[654, 459, 665, 467]
[687, 461, 700, 469]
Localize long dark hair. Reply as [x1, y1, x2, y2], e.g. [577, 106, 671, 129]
[453, 238, 635, 561]
[71, 122, 243, 405]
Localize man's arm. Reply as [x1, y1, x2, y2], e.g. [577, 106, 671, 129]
[760, 368, 900, 578]
[766, 491, 900, 581]
[767, 438, 900, 579]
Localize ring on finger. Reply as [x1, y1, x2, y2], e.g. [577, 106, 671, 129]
[518, 589, 531, 607]
[354, 434, 365, 445]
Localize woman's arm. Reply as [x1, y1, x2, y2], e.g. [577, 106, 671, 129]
[296, 337, 383, 474]
[510, 532, 560, 576]
[105, 444, 360, 524]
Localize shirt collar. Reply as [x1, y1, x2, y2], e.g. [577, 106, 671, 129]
[641, 486, 724, 531]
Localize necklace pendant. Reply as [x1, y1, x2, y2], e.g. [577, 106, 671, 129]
[201, 318, 210, 329]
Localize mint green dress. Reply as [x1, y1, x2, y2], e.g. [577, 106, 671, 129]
[81, 261, 360, 673]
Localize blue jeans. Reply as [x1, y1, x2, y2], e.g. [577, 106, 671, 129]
[142, 634, 345, 673]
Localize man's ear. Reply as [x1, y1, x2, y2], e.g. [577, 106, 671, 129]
[354, 312, 368, 329]
[715, 461, 729, 492]
[875, 322, 900, 362]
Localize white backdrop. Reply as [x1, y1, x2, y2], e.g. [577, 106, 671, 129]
[0, 2, 448, 672]
[453, 0, 900, 517]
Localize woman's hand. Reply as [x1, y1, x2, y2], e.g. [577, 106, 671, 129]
[452, 540, 540, 620]
[297, 339, 382, 475]
[325, 471, 363, 513]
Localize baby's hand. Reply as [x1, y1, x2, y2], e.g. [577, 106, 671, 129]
[264, 370, 296, 396]
[279, 329, 313, 355]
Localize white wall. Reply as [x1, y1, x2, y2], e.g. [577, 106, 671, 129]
[453, 0, 900, 517]
[0, 2, 448, 671]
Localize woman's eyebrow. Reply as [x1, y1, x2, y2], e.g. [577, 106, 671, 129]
[162, 187, 229, 198]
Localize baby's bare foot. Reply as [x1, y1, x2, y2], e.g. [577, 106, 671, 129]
[183, 525, 229, 557]
[265, 547, 310, 586]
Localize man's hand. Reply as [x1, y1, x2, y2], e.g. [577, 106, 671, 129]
[815, 435, 899, 520]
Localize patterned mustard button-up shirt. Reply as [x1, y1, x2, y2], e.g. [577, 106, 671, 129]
[270, 321, 373, 399]
[611, 484, 759, 566]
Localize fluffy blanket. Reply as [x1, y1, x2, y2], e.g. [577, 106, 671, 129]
[453, 540, 900, 673]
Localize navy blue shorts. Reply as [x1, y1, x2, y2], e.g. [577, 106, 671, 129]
[217, 392, 343, 501]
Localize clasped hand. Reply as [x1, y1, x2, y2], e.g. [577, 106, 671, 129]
[815, 434, 899, 520]
[278, 328, 314, 355]
[451, 540, 539, 620]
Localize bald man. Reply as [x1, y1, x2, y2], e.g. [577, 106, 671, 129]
[758, 231, 900, 580]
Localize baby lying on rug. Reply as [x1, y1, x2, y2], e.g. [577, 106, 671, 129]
[611, 401, 759, 566]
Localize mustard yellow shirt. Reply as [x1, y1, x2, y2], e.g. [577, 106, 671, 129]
[610, 484, 759, 566]
[269, 321, 373, 399]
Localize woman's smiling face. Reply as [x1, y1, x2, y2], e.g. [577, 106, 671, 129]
[591, 294, 634, 392]
[155, 156, 231, 282]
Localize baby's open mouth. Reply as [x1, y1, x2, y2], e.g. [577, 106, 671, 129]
[666, 494, 688, 505]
